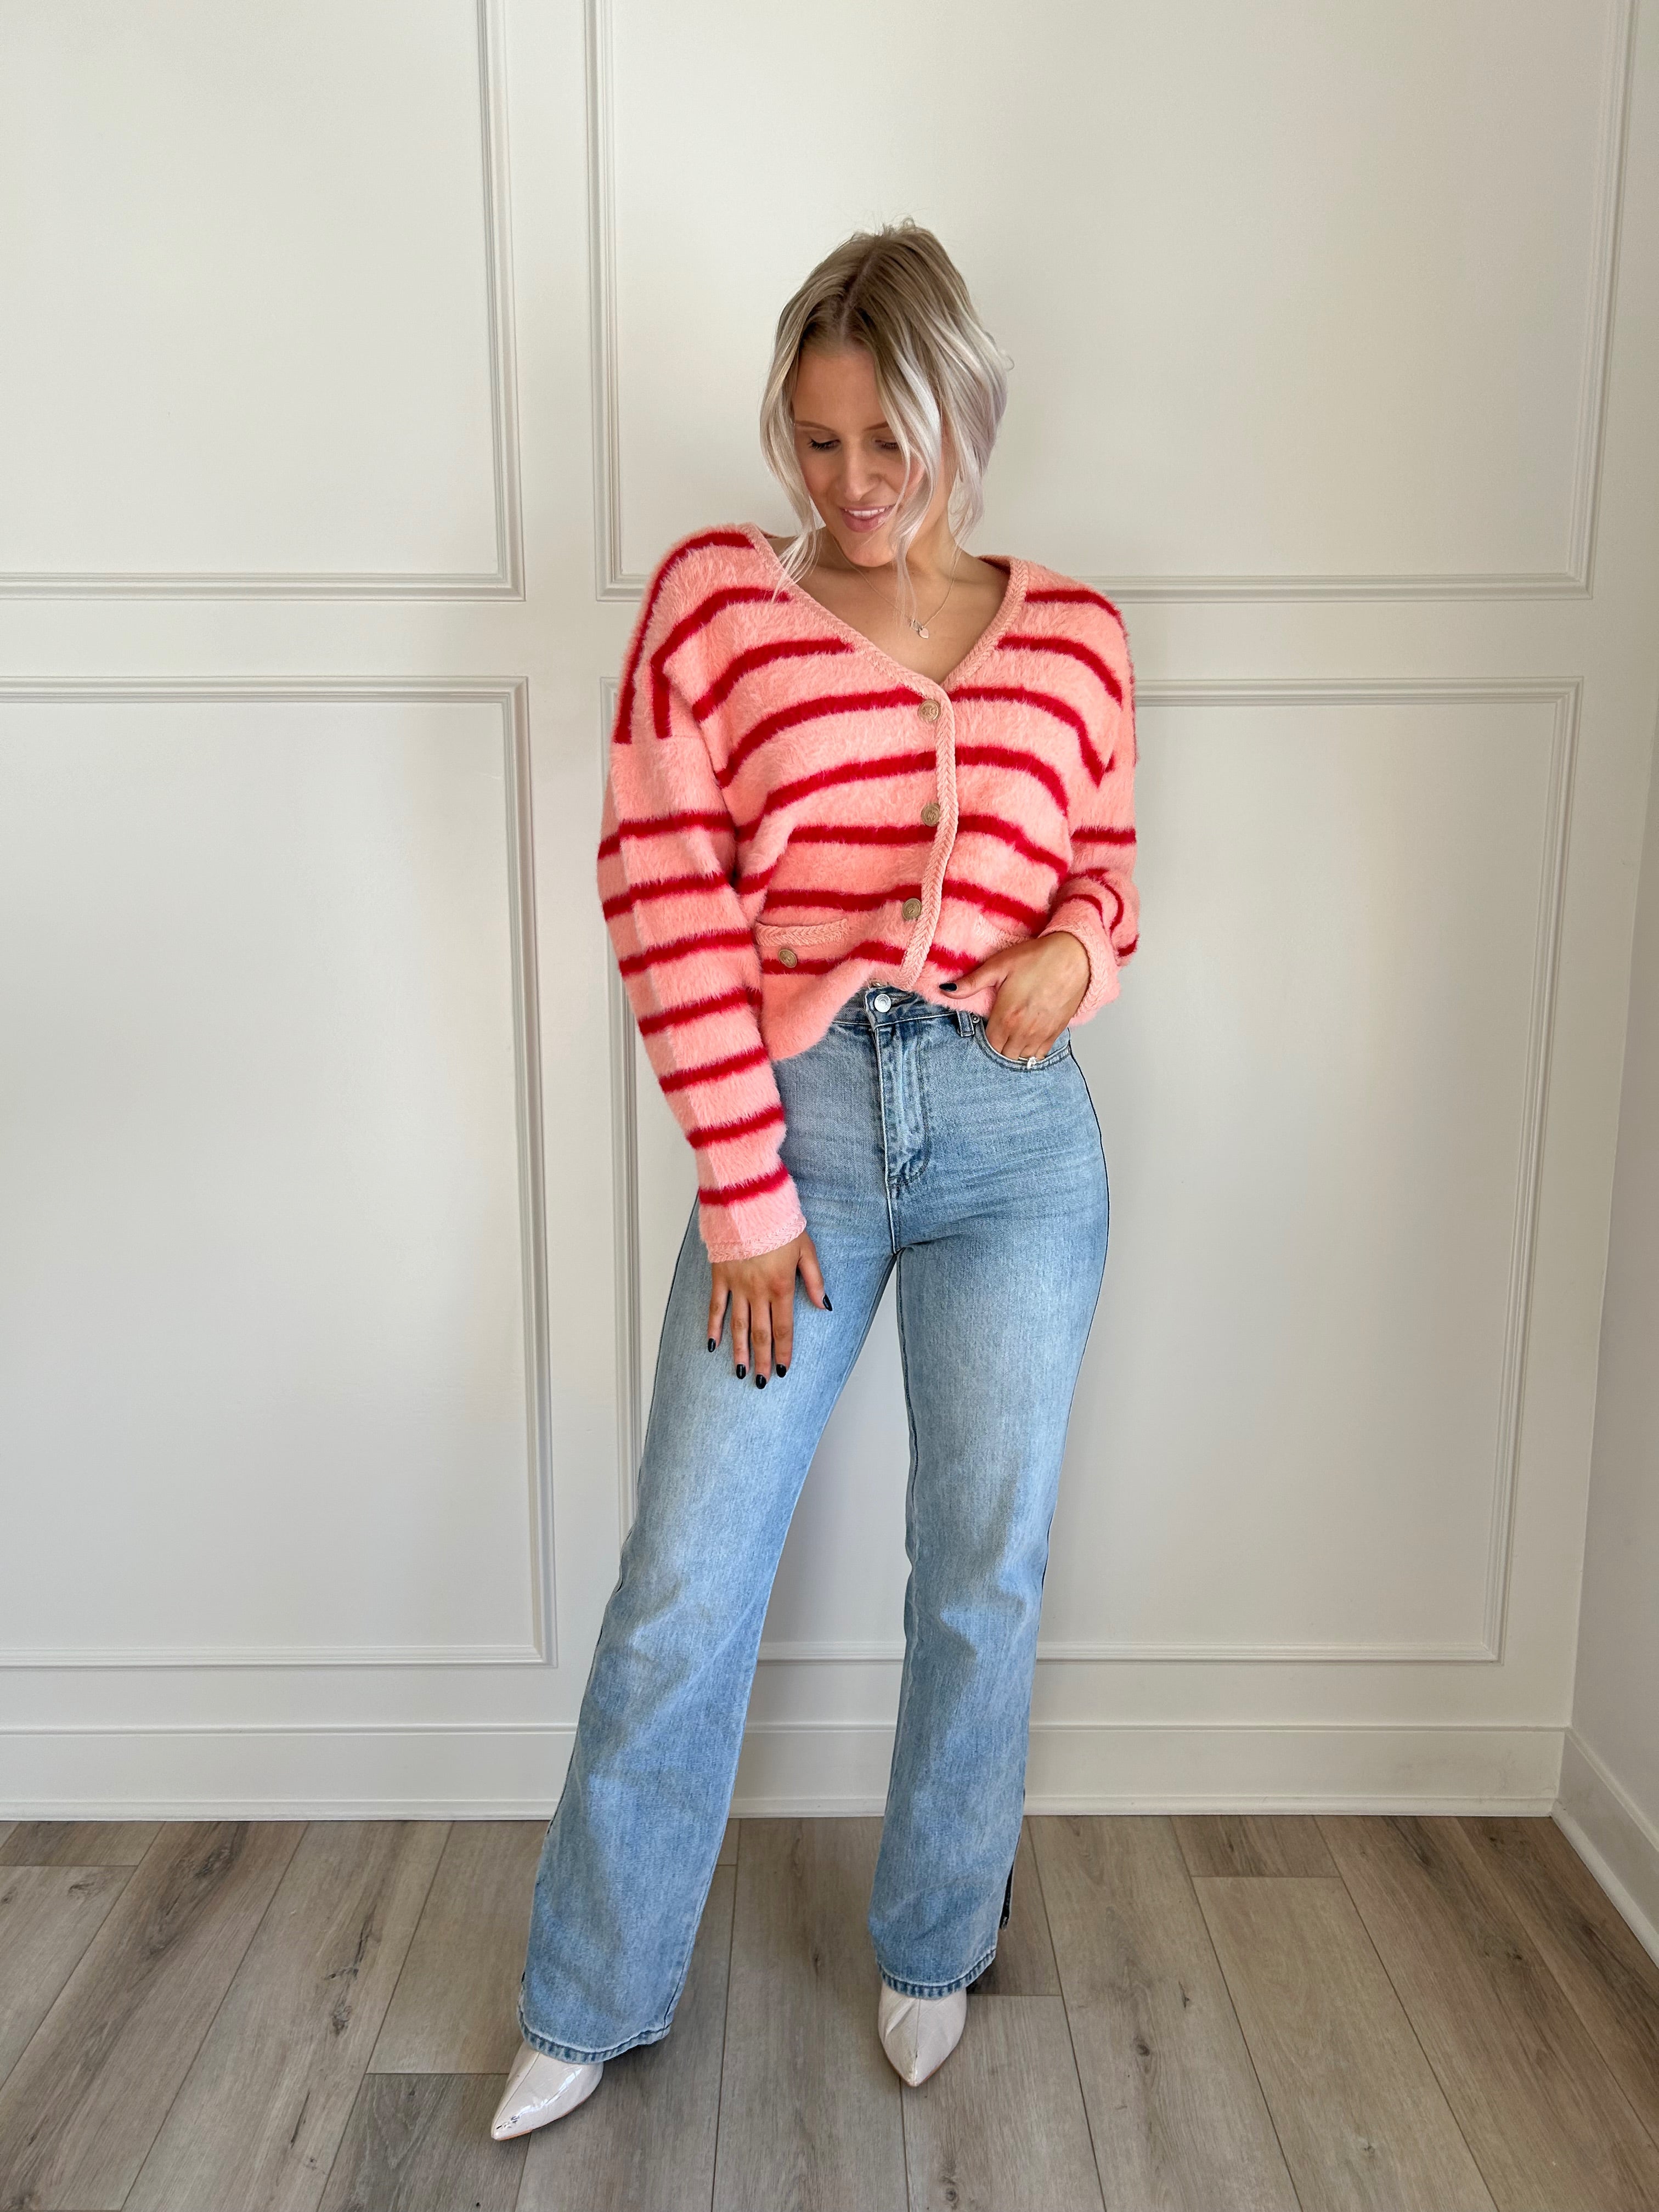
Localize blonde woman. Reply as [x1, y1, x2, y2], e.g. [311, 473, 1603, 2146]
[493, 221, 1139, 2139]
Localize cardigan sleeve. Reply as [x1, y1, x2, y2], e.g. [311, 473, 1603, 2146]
[599, 549, 808, 1264]
[1038, 608, 1140, 1024]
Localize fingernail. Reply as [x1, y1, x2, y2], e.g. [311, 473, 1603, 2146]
[941, 981, 957, 992]
[755, 1373, 767, 1389]
[707, 1338, 716, 1352]
[776, 1363, 788, 1377]
[823, 1295, 833, 1312]
[735, 1364, 746, 1379]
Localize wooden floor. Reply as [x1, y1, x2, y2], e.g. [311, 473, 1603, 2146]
[1, 1814, 1656, 2211]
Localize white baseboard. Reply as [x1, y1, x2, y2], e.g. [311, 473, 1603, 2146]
[0, 1719, 1564, 1820]
[1553, 1726, 1659, 1970]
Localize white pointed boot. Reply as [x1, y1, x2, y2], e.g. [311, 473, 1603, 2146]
[489, 2041, 603, 2140]
[877, 1980, 969, 2086]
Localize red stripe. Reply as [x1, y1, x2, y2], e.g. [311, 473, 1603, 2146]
[721, 687, 921, 786]
[1072, 825, 1136, 847]
[955, 811, 1066, 874]
[688, 1103, 785, 1149]
[602, 871, 729, 918]
[942, 881, 1047, 930]
[660, 1043, 771, 1092]
[924, 938, 1002, 976]
[618, 927, 753, 977]
[749, 750, 938, 833]
[1057, 879, 1126, 932]
[1116, 934, 1139, 958]
[997, 633, 1123, 709]
[692, 637, 855, 718]
[954, 684, 1103, 784]
[787, 821, 934, 848]
[1025, 584, 1126, 625]
[599, 809, 731, 860]
[636, 984, 759, 1036]
[616, 531, 751, 741]
[955, 741, 1068, 812]
[759, 883, 920, 916]
[651, 586, 776, 740]
[760, 938, 905, 976]
[701, 1161, 792, 1209]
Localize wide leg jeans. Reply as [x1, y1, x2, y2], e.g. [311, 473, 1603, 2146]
[517, 985, 1110, 2062]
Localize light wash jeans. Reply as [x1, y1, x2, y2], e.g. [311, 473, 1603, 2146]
[517, 984, 1110, 2062]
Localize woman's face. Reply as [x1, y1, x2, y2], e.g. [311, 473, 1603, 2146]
[789, 343, 951, 569]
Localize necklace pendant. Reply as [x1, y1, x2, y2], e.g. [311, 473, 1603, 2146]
[911, 620, 929, 639]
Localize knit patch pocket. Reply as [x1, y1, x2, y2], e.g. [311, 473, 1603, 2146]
[753, 907, 881, 972]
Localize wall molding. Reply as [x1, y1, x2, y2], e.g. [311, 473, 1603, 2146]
[0, 0, 524, 600]
[1554, 1727, 1659, 1970]
[610, 678, 1580, 1667]
[0, 1717, 1566, 1819]
[0, 677, 555, 1668]
[584, 0, 1634, 602]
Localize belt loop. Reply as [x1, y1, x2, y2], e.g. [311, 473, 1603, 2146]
[953, 1007, 974, 1036]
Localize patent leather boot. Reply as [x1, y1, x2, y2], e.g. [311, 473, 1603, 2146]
[877, 1979, 969, 2086]
[489, 2041, 603, 2139]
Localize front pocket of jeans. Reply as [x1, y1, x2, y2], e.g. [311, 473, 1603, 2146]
[972, 1016, 1071, 1071]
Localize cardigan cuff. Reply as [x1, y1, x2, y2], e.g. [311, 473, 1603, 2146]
[1041, 902, 1120, 1026]
[699, 1182, 809, 1265]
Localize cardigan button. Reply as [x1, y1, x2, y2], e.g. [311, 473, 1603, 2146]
[917, 698, 941, 723]
[902, 896, 923, 921]
[777, 946, 798, 969]
[920, 802, 941, 826]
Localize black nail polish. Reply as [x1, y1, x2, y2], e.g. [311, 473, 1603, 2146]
[707, 1338, 716, 1352]
[735, 1364, 746, 1379]
[941, 981, 958, 992]
[823, 1295, 833, 1312]
[776, 1363, 787, 1377]
[755, 1373, 767, 1389]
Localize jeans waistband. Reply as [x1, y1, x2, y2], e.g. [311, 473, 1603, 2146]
[830, 985, 973, 1032]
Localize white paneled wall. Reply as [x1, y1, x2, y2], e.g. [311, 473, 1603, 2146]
[2, 0, 1657, 1831]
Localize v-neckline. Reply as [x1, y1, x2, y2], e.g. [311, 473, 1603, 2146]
[741, 521, 1028, 695]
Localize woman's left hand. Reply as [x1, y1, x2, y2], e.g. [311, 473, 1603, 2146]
[945, 930, 1090, 1060]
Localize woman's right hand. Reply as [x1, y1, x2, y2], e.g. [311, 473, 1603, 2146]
[708, 1231, 829, 1385]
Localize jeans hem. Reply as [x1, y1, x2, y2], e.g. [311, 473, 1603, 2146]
[877, 1939, 997, 2000]
[516, 2004, 672, 2066]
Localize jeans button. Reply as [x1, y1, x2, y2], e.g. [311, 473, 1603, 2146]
[872, 992, 893, 1013]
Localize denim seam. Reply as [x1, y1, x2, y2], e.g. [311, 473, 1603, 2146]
[877, 1938, 1000, 2000]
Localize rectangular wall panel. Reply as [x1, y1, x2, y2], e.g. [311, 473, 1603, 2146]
[626, 689, 1570, 1663]
[601, 0, 1626, 592]
[0, 691, 548, 1662]
[0, 0, 514, 589]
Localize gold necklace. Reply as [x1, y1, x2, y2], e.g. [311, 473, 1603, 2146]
[904, 549, 960, 639]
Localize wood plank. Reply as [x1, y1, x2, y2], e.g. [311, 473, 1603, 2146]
[0, 1826, 13, 1855]
[369, 1820, 543, 2074]
[713, 1816, 906, 2212]
[718, 1818, 738, 1867]
[125, 1820, 450, 2212]
[0, 1820, 302, 2211]
[1175, 1814, 1339, 1880]
[317, 2074, 522, 2212]
[1319, 1814, 1659, 2211]
[518, 1861, 735, 2212]
[970, 1822, 1060, 1996]
[1196, 1874, 1495, 2211]
[0, 1821, 161, 1867]
[901, 1994, 1103, 2211]
[1455, 1816, 1659, 2152]
[0, 1865, 129, 2085]
[1030, 1814, 1300, 2212]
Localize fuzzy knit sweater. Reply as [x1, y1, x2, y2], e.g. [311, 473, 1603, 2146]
[598, 522, 1140, 1261]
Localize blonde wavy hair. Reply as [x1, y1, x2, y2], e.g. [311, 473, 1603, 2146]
[759, 221, 1012, 622]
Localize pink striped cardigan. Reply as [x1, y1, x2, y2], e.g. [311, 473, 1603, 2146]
[598, 522, 1140, 1262]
